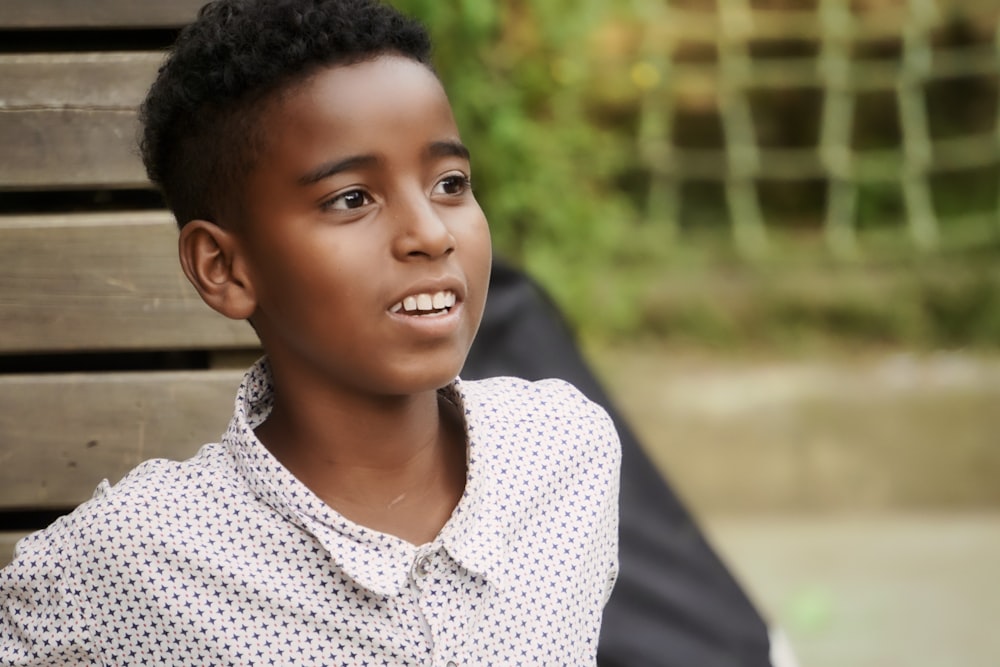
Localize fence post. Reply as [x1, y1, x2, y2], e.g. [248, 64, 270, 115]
[898, 0, 940, 250]
[820, 0, 860, 260]
[636, 3, 680, 244]
[719, 0, 768, 259]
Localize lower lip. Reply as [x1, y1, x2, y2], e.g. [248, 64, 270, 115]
[387, 302, 464, 337]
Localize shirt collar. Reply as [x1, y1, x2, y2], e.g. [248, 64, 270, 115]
[222, 357, 509, 596]
[435, 380, 511, 591]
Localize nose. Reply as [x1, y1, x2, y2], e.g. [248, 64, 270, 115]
[391, 191, 456, 260]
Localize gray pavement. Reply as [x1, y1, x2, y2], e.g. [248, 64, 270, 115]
[705, 513, 1000, 667]
[590, 348, 1000, 513]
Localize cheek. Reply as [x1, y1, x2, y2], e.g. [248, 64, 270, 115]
[462, 206, 492, 259]
[461, 216, 493, 310]
[249, 237, 346, 308]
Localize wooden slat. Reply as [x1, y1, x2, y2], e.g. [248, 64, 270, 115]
[0, 0, 203, 29]
[0, 109, 148, 189]
[0, 53, 162, 107]
[0, 212, 260, 353]
[0, 369, 245, 509]
[0, 52, 162, 190]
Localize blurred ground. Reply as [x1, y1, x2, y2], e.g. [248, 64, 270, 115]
[588, 345, 1000, 666]
[589, 346, 1000, 512]
[705, 513, 1000, 667]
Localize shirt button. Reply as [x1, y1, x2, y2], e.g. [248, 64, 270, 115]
[446, 662, 458, 667]
[414, 555, 431, 577]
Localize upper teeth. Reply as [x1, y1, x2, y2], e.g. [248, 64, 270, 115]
[391, 290, 457, 314]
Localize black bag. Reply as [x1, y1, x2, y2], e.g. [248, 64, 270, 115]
[464, 260, 773, 667]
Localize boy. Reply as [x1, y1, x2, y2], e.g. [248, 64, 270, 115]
[0, 0, 620, 664]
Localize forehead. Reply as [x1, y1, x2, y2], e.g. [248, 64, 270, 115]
[256, 56, 460, 168]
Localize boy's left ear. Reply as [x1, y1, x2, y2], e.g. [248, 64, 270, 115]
[177, 220, 257, 320]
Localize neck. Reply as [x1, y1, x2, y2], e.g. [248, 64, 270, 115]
[253, 361, 467, 544]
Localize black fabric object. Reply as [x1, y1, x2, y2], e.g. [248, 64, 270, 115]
[463, 259, 773, 667]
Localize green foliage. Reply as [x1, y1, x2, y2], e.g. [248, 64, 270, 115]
[635, 261, 1000, 351]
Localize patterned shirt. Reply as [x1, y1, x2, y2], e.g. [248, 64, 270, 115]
[1, 359, 620, 666]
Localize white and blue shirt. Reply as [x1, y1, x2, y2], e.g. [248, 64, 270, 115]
[1, 359, 620, 666]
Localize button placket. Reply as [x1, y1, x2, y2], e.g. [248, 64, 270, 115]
[410, 550, 434, 589]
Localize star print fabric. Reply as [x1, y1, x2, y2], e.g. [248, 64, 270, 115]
[0, 358, 620, 666]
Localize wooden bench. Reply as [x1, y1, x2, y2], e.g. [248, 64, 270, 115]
[0, 1, 262, 566]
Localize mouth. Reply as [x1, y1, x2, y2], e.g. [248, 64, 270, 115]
[389, 290, 458, 317]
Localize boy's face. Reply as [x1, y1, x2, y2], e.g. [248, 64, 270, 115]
[232, 55, 492, 397]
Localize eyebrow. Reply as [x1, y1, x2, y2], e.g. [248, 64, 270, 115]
[426, 140, 471, 162]
[297, 155, 379, 187]
[296, 141, 471, 187]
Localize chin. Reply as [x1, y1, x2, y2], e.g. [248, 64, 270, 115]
[418, 366, 465, 392]
[388, 354, 467, 394]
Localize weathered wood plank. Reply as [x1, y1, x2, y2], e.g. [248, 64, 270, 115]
[0, 212, 260, 352]
[0, 369, 245, 509]
[0, 52, 162, 108]
[0, 52, 163, 189]
[0, 0, 203, 29]
[0, 108, 147, 189]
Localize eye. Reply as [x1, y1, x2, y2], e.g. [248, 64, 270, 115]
[433, 174, 472, 197]
[324, 189, 373, 211]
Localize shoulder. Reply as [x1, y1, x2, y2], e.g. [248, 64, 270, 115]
[454, 377, 621, 578]
[11, 443, 233, 563]
[1, 446, 229, 659]
[458, 375, 609, 422]
[456, 376, 620, 465]
[88, 443, 233, 513]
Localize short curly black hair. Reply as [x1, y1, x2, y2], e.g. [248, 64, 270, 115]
[139, 0, 432, 228]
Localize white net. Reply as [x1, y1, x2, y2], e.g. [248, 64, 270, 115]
[634, 0, 1000, 259]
